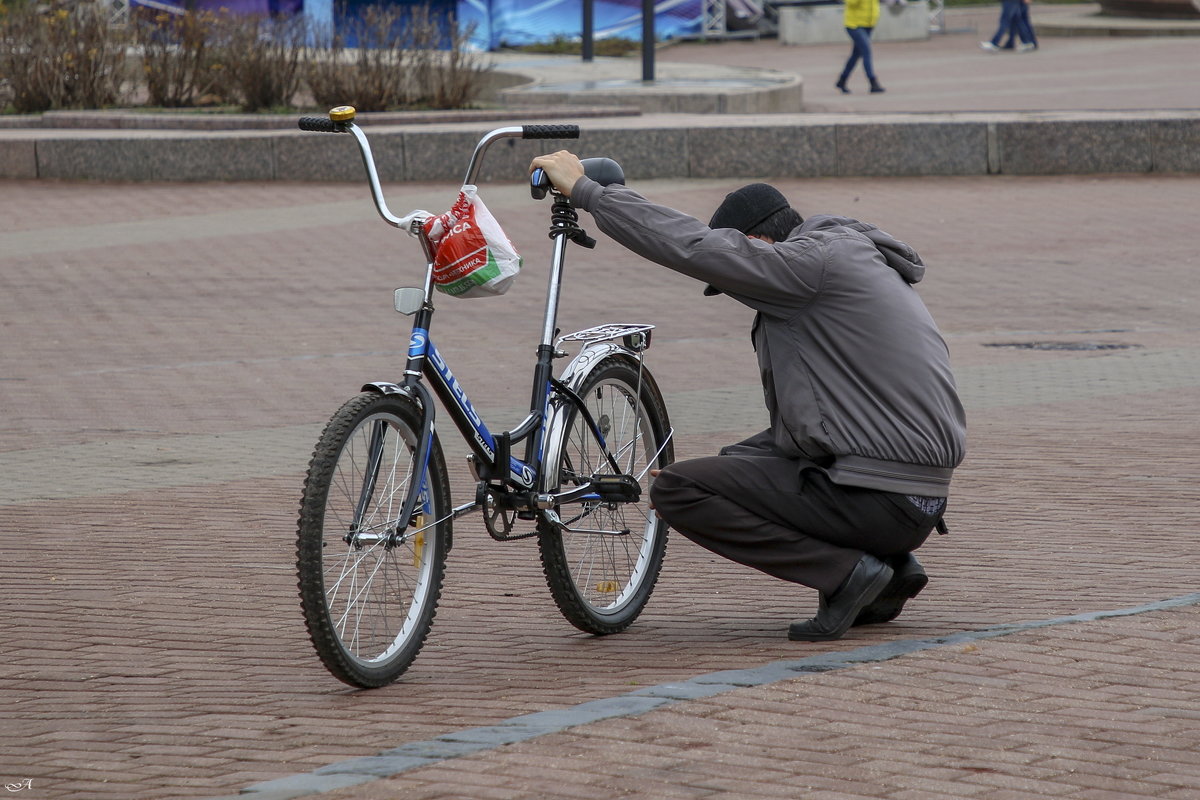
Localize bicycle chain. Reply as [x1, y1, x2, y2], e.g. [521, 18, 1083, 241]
[481, 489, 540, 541]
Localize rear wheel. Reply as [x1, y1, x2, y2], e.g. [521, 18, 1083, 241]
[538, 358, 673, 634]
[297, 392, 451, 687]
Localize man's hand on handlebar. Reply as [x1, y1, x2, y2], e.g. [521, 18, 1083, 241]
[530, 151, 586, 199]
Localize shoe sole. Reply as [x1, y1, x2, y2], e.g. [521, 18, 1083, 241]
[852, 571, 928, 627]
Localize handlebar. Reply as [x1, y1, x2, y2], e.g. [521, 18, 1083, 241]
[297, 116, 343, 133]
[461, 124, 579, 187]
[296, 107, 579, 234]
[520, 124, 581, 140]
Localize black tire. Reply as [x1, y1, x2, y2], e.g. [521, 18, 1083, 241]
[297, 392, 451, 687]
[538, 357, 673, 634]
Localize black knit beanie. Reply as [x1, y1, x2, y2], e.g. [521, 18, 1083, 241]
[703, 183, 790, 296]
[708, 183, 790, 233]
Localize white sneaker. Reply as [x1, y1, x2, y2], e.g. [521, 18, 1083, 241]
[979, 41, 1000, 52]
[1017, 42, 1037, 53]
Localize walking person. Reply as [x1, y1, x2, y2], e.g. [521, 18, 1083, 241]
[982, 0, 1036, 52]
[527, 153, 967, 642]
[1009, 0, 1038, 50]
[837, 0, 885, 93]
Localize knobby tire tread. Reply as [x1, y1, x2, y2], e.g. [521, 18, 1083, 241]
[538, 357, 673, 635]
[296, 392, 451, 687]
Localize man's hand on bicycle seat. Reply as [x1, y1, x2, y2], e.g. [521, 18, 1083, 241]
[530, 151, 586, 198]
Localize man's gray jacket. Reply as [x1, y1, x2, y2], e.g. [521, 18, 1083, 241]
[572, 178, 967, 497]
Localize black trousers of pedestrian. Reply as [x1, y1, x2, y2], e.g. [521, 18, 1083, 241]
[648, 453, 941, 596]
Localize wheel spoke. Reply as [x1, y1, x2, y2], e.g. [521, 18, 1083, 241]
[539, 360, 671, 633]
[297, 394, 450, 687]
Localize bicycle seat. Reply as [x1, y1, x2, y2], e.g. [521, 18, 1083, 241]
[581, 157, 624, 187]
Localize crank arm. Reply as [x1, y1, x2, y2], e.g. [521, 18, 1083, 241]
[544, 473, 642, 507]
[546, 483, 604, 506]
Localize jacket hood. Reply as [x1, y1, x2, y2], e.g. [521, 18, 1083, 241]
[798, 214, 926, 284]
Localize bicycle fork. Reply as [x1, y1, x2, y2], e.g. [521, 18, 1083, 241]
[347, 380, 439, 549]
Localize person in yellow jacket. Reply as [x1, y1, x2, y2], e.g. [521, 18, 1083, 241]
[836, 0, 885, 94]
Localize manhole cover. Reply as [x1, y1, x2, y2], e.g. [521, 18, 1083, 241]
[983, 342, 1140, 351]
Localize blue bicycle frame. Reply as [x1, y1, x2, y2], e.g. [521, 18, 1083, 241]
[409, 327, 540, 490]
[331, 122, 651, 537]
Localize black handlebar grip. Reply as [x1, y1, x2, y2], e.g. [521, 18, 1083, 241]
[298, 116, 342, 133]
[521, 124, 580, 140]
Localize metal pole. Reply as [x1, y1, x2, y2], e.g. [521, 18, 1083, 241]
[642, 0, 654, 82]
[703, 0, 727, 40]
[582, 0, 594, 61]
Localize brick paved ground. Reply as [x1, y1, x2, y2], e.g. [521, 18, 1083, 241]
[2, 168, 1198, 799]
[318, 606, 1200, 800]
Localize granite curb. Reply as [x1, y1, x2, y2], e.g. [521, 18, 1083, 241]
[0, 105, 643, 131]
[3, 109, 1198, 182]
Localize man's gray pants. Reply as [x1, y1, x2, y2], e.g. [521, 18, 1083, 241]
[648, 453, 942, 596]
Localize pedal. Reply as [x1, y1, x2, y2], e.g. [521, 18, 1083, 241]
[589, 474, 641, 503]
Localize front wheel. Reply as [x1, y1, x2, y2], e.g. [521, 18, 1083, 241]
[538, 357, 673, 634]
[296, 392, 451, 687]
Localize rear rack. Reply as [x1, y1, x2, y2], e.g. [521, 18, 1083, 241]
[556, 323, 655, 350]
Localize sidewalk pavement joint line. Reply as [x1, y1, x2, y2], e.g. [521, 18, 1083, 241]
[217, 591, 1200, 800]
[5, 347, 1198, 506]
[986, 121, 1001, 175]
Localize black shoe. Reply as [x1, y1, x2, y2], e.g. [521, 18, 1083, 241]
[852, 553, 928, 627]
[836, 80, 851, 94]
[869, 80, 886, 94]
[788, 555, 894, 642]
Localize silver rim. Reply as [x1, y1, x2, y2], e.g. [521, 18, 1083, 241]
[321, 412, 435, 665]
[557, 378, 661, 613]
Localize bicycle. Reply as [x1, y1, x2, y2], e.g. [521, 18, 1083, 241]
[294, 107, 675, 688]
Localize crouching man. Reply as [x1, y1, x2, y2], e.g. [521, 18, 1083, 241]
[530, 152, 966, 641]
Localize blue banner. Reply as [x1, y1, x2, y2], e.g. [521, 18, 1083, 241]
[458, 0, 703, 50]
[131, 0, 704, 50]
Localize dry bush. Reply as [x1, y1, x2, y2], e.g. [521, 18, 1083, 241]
[0, 0, 487, 115]
[425, 14, 487, 108]
[306, 5, 407, 112]
[134, 7, 228, 108]
[404, 5, 487, 109]
[306, 4, 487, 112]
[213, 13, 306, 112]
[0, 0, 130, 113]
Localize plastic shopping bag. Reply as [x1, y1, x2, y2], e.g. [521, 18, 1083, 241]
[422, 185, 522, 298]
